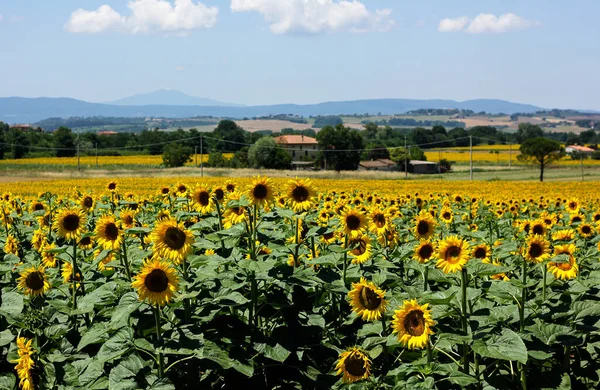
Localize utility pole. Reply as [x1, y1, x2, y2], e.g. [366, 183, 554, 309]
[195, 146, 198, 168]
[200, 135, 204, 177]
[95, 143, 98, 169]
[404, 136, 408, 179]
[469, 136, 473, 180]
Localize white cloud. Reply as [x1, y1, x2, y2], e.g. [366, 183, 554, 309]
[175, 65, 185, 71]
[65, 0, 218, 34]
[230, 0, 394, 34]
[438, 13, 540, 34]
[438, 16, 469, 33]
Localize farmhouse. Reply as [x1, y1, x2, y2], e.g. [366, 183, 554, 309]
[409, 160, 440, 174]
[565, 145, 594, 156]
[274, 135, 319, 164]
[359, 159, 396, 171]
[9, 124, 42, 133]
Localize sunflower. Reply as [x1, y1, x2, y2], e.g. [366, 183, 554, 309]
[17, 265, 50, 297]
[95, 248, 114, 271]
[472, 243, 491, 263]
[158, 186, 171, 197]
[321, 231, 337, 245]
[340, 209, 367, 237]
[522, 234, 551, 263]
[335, 347, 371, 384]
[578, 223, 595, 239]
[42, 243, 58, 268]
[286, 178, 316, 213]
[106, 181, 118, 193]
[78, 235, 95, 250]
[552, 229, 575, 242]
[174, 182, 189, 197]
[205, 248, 215, 256]
[247, 176, 274, 206]
[225, 180, 236, 193]
[565, 198, 579, 213]
[223, 191, 248, 229]
[391, 299, 435, 349]
[4, 234, 18, 256]
[80, 195, 95, 211]
[95, 215, 122, 250]
[529, 219, 547, 236]
[191, 186, 214, 214]
[592, 211, 600, 224]
[61, 261, 83, 285]
[30, 200, 46, 213]
[13, 337, 35, 390]
[151, 218, 193, 264]
[439, 206, 454, 224]
[490, 259, 510, 281]
[414, 212, 436, 240]
[156, 209, 171, 222]
[436, 236, 470, 274]
[212, 186, 225, 202]
[346, 234, 372, 265]
[569, 213, 584, 225]
[368, 207, 389, 236]
[348, 277, 387, 321]
[120, 210, 136, 229]
[547, 244, 578, 280]
[413, 240, 436, 264]
[53, 208, 87, 241]
[131, 258, 179, 306]
[31, 228, 47, 252]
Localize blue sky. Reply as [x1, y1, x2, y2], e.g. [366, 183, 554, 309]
[0, 0, 598, 110]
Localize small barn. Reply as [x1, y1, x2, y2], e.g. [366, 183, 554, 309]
[565, 145, 594, 156]
[409, 160, 439, 174]
[358, 159, 396, 171]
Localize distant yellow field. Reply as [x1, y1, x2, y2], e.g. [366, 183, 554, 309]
[0, 154, 234, 167]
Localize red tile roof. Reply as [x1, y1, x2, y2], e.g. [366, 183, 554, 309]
[275, 135, 318, 145]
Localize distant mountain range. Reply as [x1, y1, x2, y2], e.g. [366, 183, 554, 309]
[109, 89, 242, 107]
[0, 91, 546, 124]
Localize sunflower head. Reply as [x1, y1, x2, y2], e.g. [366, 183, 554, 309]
[348, 277, 387, 322]
[191, 187, 213, 213]
[391, 299, 435, 350]
[547, 244, 578, 280]
[579, 223, 595, 239]
[472, 243, 491, 262]
[132, 258, 179, 306]
[247, 176, 274, 206]
[95, 215, 122, 250]
[414, 212, 436, 240]
[552, 229, 575, 242]
[150, 218, 193, 264]
[18, 266, 50, 297]
[346, 234, 371, 265]
[106, 181, 118, 193]
[53, 208, 87, 241]
[414, 240, 436, 264]
[335, 347, 371, 384]
[522, 234, 550, 263]
[286, 178, 316, 213]
[436, 236, 470, 274]
[341, 209, 367, 237]
[80, 195, 95, 211]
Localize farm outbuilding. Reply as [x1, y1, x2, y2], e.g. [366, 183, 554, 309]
[565, 145, 594, 156]
[409, 160, 439, 174]
[358, 159, 396, 171]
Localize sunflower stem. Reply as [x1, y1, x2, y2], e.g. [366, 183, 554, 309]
[342, 234, 348, 287]
[519, 258, 528, 390]
[154, 305, 164, 378]
[461, 267, 469, 375]
[427, 342, 433, 364]
[294, 217, 300, 267]
[542, 263, 547, 302]
[121, 240, 131, 282]
[214, 197, 226, 251]
[423, 266, 429, 291]
[71, 241, 78, 314]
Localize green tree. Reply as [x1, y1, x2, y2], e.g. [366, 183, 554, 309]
[0, 122, 9, 159]
[162, 143, 192, 168]
[247, 137, 291, 169]
[516, 123, 544, 143]
[6, 128, 30, 159]
[363, 139, 390, 160]
[363, 122, 378, 139]
[212, 120, 246, 152]
[53, 127, 77, 157]
[317, 124, 364, 171]
[518, 137, 564, 182]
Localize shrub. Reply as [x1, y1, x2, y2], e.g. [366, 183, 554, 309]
[162, 143, 192, 168]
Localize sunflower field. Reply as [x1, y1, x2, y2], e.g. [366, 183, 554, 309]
[0, 177, 600, 389]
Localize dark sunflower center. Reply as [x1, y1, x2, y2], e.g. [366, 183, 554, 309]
[569, 202, 576, 209]
[178, 185, 187, 193]
[226, 184, 235, 192]
[232, 207, 243, 216]
[444, 245, 461, 262]
[344, 354, 367, 377]
[418, 244, 433, 259]
[373, 214, 386, 228]
[108, 182, 117, 190]
[442, 212, 451, 220]
[80, 236, 91, 246]
[161, 187, 170, 195]
[214, 189, 224, 200]
[164, 226, 186, 250]
[104, 222, 119, 240]
[582, 225, 591, 234]
[323, 232, 334, 240]
[124, 215, 133, 225]
[417, 220, 430, 236]
[33, 203, 45, 211]
[197, 191, 210, 206]
[26, 271, 44, 291]
[253, 184, 268, 200]
[346, 215, 361, 230]
[544, 219, 552, 225]
[358, 286, 381, 310]
[83, 197, 93, 208]
[350, 239, 367, 256]
[63, 214, 80, 232]
[404, 310, 425, 336]
[532, 225, 544, 235]
[572, 216, 582, 224]
[144, 269, 169, 293]
[523, 224, 530, 233]
[292, 186, 309, 202]
[474, 247, 487, 259]
[529, 243, 543, 258]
